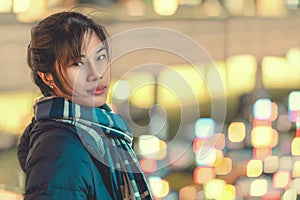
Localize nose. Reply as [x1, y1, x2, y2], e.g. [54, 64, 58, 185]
[87, 60, 101, 82]
[87, 73, 101, 82]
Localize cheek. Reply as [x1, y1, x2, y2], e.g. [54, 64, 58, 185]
[67, 68, 85, 87]
[104, 68, 111, 83]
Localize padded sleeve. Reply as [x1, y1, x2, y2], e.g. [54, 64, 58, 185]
[24, 128, 94, 200]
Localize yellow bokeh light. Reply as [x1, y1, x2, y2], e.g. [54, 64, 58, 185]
[156, 85, 179, 109]
[156, 140, 167, 160]
[16, 0, 47, 23]
[157, 65, 208, 108]
[121, 72, 155, 109]
[215, 157, 232, 175]
[148, 176, 161, 197]
[273, 170, 291, 189]
[226, 54, 257, 94]
[220, 184, 236, 200]
[204, 179, 226, 199]
[228, 122, 246, 142]
[289, 91, 300, 111]
[291, 137, 300, 156]
[250, 179, 268, 197]
[152, 0, 179, 16]
[137, 135, 160, 158]
[130, 84, 155, 109]
[246, 159, 263, 177]
[290, 178, 300, 194]
[0, 91, 37, 134]
[256, 0, 287, 17]
[287, 47, 300, 69]
[158, 180, 170, 198]
[148, 177, 169, 198]
[212, 149, 224, 166]
[0, 0, 13, 13]
[292, 161, 300, 178]
[282, 189, 297, 200]
[262, 56, 300, 89]
[13, 0, 30, 13]
[112, 80, 130, 100]
[251, 126, 273, 147]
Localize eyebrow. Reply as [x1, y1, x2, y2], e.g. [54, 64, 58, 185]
[96, 46, 107, 53]
[80, 46, 107, 58]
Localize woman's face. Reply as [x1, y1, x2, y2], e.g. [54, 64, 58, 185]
[54, 31, 110, 107]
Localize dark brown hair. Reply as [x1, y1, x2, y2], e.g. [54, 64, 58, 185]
[27, 11, 109, 96]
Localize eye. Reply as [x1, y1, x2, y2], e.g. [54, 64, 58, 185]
[71, 61, 84, 67]
[97, 54, 107, 62]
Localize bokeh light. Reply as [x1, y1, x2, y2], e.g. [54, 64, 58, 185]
[264, 156, 279, 174]
[139, 158, 157, 173]
[195, 146, 217, 166]
[282, 189, 297, 200]
[228, 122, 246, 142]
[179, 186, 197, 200]
[148, 176, 170, 198]
[194, 166, 215, 184]
[289, 91, 300, 111]
[195, 118, 216, 138]
[251, 126, 273, 147]
[152, 0, 179, 16]
[204, 179, 226, 199]
[0, 0, 13, 12]
[112, 79, 131, 100]
[253, 99, 272, 120]
[136, 135, 160, 158]
[246, 159, 263, 177]
[250, 179, 268, 197]
[291, 137, 300, 156]
[292, 161, 300, 178]
[215, 157, 232, 175]
[273, 170, 291, 189]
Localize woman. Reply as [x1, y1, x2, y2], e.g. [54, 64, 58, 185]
[17, 11, 152, 200]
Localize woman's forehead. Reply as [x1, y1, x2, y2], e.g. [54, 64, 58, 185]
[82, 31, 105, 56]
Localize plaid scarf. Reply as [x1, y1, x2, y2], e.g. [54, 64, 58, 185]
[34, 96, 152, 200]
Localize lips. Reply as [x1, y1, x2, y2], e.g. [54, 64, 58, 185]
[87, 85, 107, 95]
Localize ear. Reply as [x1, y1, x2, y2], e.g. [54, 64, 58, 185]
[37, 71, 54, 85]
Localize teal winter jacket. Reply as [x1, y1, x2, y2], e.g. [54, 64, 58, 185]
[18, 119, 113, 200]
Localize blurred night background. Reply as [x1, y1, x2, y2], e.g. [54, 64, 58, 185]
[2, 0, 300, 199]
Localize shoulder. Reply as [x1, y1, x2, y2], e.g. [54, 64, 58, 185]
[25, 120, 95, 198]
[28, 120, 90, 165]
